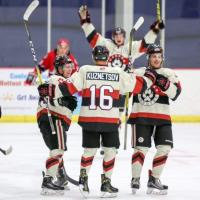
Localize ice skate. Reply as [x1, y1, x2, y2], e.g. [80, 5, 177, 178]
[55, 165, 70, 190]
[131, 177, 140, 194]
[79, 169, 89, 198]
[146, 170, 168, 195]
[100, 174, 118, 198]
[41, 175, 64, 195]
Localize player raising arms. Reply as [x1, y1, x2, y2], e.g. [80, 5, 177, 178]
[78, 5, 165, 124]
[128, 44, 182, 195]
[37, 56, 77, 195]
[78, 5, 164, 71]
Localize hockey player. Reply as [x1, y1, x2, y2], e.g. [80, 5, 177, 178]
[78, 5, 164, 71]
[37, 55, 77, 195]
[25, 38, 79, 85]
[128, 44, 182, 195]
[78, 5, 164, 128]
[39, 45, 158, 198]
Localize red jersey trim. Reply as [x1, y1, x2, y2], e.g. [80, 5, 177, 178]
[133, 76, 144, 94]
[90, 33, 99, 48]
[49, 110, 71, 125]
[79, 116, 119, 123]
[129, 112, 171, 121]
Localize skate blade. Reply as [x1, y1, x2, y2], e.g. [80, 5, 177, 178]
[40, 188, 64, 196]
[132, 188, 139, 194]
[146, 187, 168, 195]
[79, 185, 89, 198]
[100, 191, 117, 198]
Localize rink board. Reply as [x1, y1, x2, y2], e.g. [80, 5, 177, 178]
[0, 67, 200, 123]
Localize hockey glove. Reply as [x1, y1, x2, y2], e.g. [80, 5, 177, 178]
[78, 5, 91, 25]
[155, 74, 170, 91]
[37, 83, 49, 97]
[58, 96, 78, 111]
[144, 68, 157, 84]
[25, 71, 37, 85]
[150, 20, 165, 34]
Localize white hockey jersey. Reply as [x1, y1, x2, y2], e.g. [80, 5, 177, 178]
[128, 67, 182, 125]
[81, 23, 157, 69]
[37, 75, 73, 127]
[62, 65, 152, 131]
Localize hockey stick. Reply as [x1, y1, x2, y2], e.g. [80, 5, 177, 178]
[157, 0, 161, 46]
[23, 0, 42, 84]
[0, 146, 12, 155]
[124, 16, 144, 150]
[66, 173, 79, 186]
[23, 0, 56, 135]
[157, 0, 161, 22]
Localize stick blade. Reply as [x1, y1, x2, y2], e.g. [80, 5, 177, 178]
[133, 16, 144, 31]
[23, 0, 39, 21]
[0, 146, 12, 155]
[5, 146, 13, 155]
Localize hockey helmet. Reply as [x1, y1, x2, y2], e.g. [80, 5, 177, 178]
[92, 46, 109, 62]
[147, 44, 163, 55]
[112, 27, 126, 40]
[55, 55, 74, 74]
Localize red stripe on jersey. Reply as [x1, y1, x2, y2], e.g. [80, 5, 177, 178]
[79, 116, 119, 123]
[63, 81, 78, 95]
[90, 33, 99, 48]
[37, 108, 48, 119]
[50, 110, 71, 125]
[129, 112, 171, 121]
[82, 88, 119, 99]
[133, 76, 144, 94]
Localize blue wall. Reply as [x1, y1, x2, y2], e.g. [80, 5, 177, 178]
[0, 0, 200, 68]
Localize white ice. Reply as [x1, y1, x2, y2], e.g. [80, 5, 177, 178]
[0, 123, 200, 200]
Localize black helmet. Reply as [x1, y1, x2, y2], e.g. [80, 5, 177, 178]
[112, 27, 126, 40]
[147, 44, 163, 55]
[54, 55, 73, 73]
[92, 46, 109, 62]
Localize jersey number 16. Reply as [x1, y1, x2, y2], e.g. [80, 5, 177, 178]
[89, 85, 114, 110]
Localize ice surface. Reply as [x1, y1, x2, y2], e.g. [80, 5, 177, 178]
[0, 123, 200, 200]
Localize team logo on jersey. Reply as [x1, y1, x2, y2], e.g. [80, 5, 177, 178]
[138, 137, 144, 143]
[138, 88, 159, 106]
[107, 54, 128, 70]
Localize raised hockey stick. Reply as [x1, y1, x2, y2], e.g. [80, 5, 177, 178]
[23, 0, 56, 135]
[0, 146, 12, 155]
[157, 0, 161, 22]
[124, 16, 144, 150]
[157, 0, 161, 46]
[23, 0, 42, 84]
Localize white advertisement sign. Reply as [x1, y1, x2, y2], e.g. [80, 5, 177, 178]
[0, 67, 47, 121]
[0, 67, 200, 122]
